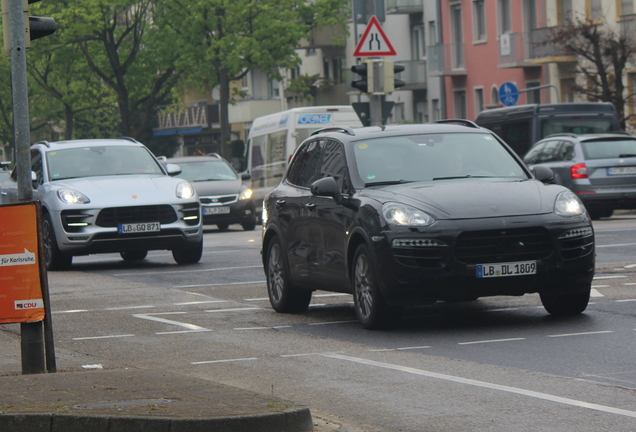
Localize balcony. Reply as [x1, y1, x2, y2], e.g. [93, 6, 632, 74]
[386, 0, 423, 14]
[154, 103, 219, 136]
[298, 25, 346, 49]
[228, 99, 284, 124]
[619, 14, 636, 42]
[427, 43, 467, 77]
[498, 33, 541, 69]
[396, 59, 427, 90]
[525, 27, 577, 64]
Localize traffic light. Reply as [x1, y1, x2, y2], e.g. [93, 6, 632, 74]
[27, 0, 56, 43]
[383, 60, 405, 93]
[351, 62, 373, 94]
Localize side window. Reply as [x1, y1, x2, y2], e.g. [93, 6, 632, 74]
[538, 140, 562, 162]
[318, 140, 349, 193]
[560, 141, 575, 161]
[31, 150, 43, 185]
[286, 140, 322, 188]
[523, 142, 545, 164]
[499, 119, 532, 156]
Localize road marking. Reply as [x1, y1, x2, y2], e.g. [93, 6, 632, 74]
[114, 264, 260, 277]
[547, 331, 613, 338]
[73, 334, 135, 340]
[624, 263, 636, 269]
[308, 320, 358, 326]
[593, 275, 626, 279]
[397, 346, 431, 351]
[175, 280, 265, 288]
[191, 358, 258, 365]
[616, 299, 636, 302]
[623, 283, 636, 286]
[132, 313, 208, 331]
[156, 329, 212, 335]
[54, 309, 91, 314]
[204, 307, 260, 313]
[321, 353, 636, 419]
[234, 326, 292, 330]
[458, 338, 526, 345]
[173, 300, 227, 306]
[596, 243, 636, 248]
[281, 352, 344, 358]
[105, 305, 156, 310]
[590, 289, 605, 297]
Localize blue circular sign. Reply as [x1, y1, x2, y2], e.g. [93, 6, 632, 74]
[498, 82, 519, 107]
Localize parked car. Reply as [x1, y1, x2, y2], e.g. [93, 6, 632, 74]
[167, 155, 257, 231]
[523, 133, 636, 220]
[0, 161, 10, 183]
[0, 138, 203, 270]
[262, 121, 595, 329]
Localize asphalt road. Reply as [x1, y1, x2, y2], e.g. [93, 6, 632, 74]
[3, 212, 636, 431]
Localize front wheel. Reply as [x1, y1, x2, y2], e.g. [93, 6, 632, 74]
[42, 213, 72, 271]
[266, 236, 311, 313]
[352, 243, 401, 329]
[540, 285, 591, 316]
[172, 239, 203, 265]
[120, 250, 148, 261]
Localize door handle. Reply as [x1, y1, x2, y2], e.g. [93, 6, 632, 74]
[276, 199, 286, 207]
[305, 203, 316, 210]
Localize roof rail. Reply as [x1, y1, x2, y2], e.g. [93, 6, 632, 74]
[32, 140, 51, 148]
[311, 126, 356, 136]
[544, 133, 578, 139]
[117, 136, 140, 143]
[431, 119, 480, 129]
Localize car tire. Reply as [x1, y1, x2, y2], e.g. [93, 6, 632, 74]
[265, 236, 311, 313]
[242, 218, 257, 231]
[172, 239, 203, 265]
[42, 213, 73, 271]
[120, 250, 148, 261]
[540, 285, 591, 316]
[217, 223, 229, 231]
[352, 243, 401, 330]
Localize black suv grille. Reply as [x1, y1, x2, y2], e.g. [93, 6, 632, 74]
[96, 205, 178, 227]
[455, 227, 553, 264]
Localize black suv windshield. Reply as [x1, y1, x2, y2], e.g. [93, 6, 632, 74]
[352, 132, 527, 184]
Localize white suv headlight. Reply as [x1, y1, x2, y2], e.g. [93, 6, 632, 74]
[176, 181, 195, 199]
[382, 202, 435, 226]
[57, 189, 90, 204]
[554, 191, 585, 217]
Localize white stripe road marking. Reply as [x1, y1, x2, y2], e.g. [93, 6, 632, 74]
[458, 338, 526, 345]
[132, 314, 208, 331]
[593, 275, 626, 279]
[204, 307, 260, 313]
[191, 358, 258, 365]
[173, 300, 227, 306]
[73, 334, 135, 340]
[175, 281, 265, 288]
[624, 263, 636, 269]
[114, 264, 261, 277]
[548, 331, 613, 338]
[105, 305, 156, 310]
[234, 326, 292, 330]
[321, 353, 636, 419]
[616, 299, 636, 302]
[596, 243, 636, 248]
[156, 329, 213, 335]
[590, 289, 605, 297]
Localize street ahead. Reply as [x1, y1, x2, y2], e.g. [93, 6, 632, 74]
[3, 212, 636, 431]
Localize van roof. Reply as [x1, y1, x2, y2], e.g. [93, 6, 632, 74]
[476, 102, 617, 121]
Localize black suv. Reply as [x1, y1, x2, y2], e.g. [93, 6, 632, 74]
[523, 133, 636, 219]
[261, 121, 595, 329]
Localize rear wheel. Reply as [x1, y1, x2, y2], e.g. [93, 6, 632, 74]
[266, 236, 311, 313]
[120, 250, 148, 261]
[242, 217, 257, 231]
[540, 285, 591, 316]
[217, 223, 229, 231]
[42, 213, 72, 271]
[352, 244, 401, 329]
[172, 239, 203, 265]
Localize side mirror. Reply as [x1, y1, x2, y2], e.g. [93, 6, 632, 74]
[165, 163, 182, 176]
[241, 172, 251, 181]
[311, 177, 343, 205]
[532, 165, 555, 184]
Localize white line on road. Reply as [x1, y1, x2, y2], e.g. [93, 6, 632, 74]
[547, 331, 613, 338]
[105, 305, 156, 310]
[590, 289, 605, 297]
[156, 329, 213, 335]
[175, 280, 265, 288]
[132, 313, 208, 331]
[234, 326, 292, 330]
[173, 300, 227, 306]
[307, 320, 358, 326]
[616, 299, 636, 302]
[191, 358, 258, 365]
[397, 346, 432, 351]
[114, 264, 261, 277]
[54, 309, 91, 314]
[321, 353, 636, 419]
[596, 243, 636, 248]
[73, 334, 135, 340]
[204, 307, 260, 313]
[458, 338, 526, 345]
[593, 275, 627, 279]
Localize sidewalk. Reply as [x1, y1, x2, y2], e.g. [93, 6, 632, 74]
[0, 329, 314, 432]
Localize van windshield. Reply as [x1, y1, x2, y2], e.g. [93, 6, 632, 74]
[540, 118, 615, 137]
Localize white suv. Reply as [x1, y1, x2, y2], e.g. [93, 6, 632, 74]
[0, 138, 203, 270]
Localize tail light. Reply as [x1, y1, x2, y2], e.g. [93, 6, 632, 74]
[571, 163, 587, 179]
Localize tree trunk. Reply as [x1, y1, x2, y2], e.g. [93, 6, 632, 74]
[64, 104, 74, 140]
[219, 68, 232, 159]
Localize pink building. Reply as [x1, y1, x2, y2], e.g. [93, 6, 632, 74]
[433, 0, 551, 120]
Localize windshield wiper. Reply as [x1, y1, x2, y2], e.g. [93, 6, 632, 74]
[364, 179, 413, 187]
[432, 175, 494, 180]
[619, 154, 636, 158]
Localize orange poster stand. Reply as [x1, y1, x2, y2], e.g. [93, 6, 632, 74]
[0, 202, 45, 324]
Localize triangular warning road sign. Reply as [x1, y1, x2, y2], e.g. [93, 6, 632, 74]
[353, 15, 397, 57]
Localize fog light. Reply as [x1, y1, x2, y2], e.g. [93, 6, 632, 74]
[558, 227, 593, 239]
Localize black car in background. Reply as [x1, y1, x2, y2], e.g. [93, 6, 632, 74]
[523, 133, 636, 220]
[168, 155, 257, 231]
[261, 121, 595, 329]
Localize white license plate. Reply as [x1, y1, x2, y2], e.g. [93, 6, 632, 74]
[203, 206, 230, 215]
[118, 222, 161, 233]
[607, 166, 636, 176]
[476, 261, 537, 278]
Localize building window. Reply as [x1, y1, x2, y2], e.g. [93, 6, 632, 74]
[525, 81, 541, 104]
[587, 0, 603, 22]
[432, 99, 441, 121]
[428, 21, 437, 46]
[323, 58, 330, 79]
[620, 0, 634, 16]
[473, 0, 487, 42]
[474, 87, 484, 117]
[454, 89, 467, 119]
[561, 77, 576, 102]
[332, 58, 345, 84]
[557, 0, 573, 25]
[491, 86, 500, 106]
[269, 80, 280, 98]
[450, 3, 464, 69]
[411, 25, 426, 59]
[498, 0, 511, 34]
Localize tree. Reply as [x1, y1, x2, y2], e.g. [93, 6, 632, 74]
[158, 0, 349, 149]
[546, 19, 635, 129]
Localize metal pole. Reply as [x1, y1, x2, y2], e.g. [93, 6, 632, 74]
[8, 0, 47, 375]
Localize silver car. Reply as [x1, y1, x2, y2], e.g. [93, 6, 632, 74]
[0, 138, 203, 270]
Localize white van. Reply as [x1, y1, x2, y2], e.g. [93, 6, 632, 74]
[243, 106, 363, 217]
